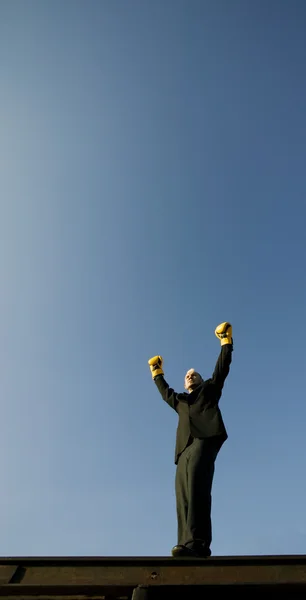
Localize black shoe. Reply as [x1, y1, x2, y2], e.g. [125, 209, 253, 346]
[171, 545, 195, 557]
[171, 544, 211, 558]
[171, 544, 210, 557]
[193, 545, 211, 558]
[187, 542, 211, 557]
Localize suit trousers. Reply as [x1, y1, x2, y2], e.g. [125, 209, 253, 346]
[175, 436, 221, 550]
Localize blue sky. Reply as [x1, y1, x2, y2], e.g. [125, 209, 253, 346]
[1, 0, 306, 557]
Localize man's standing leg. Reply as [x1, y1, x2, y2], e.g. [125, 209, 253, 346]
[184, 437, 221, 556]
[172, 446, 190, 554]
[174, 450, 188, 545]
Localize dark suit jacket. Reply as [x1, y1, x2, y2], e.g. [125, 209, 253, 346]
[154, 344, 233, 464]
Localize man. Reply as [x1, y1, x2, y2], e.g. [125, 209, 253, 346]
[148, 322, 233, 558]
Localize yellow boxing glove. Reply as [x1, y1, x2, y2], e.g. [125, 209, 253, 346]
[148, 355, 164, 379]
[215, 322, 233, 345]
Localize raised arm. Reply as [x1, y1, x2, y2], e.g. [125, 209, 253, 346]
[211, 322, 233, 389]
[148, 355, 178, 411]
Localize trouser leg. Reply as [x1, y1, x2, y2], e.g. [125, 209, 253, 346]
[175, 447, 189, 546]
[184, 438, 220, 551]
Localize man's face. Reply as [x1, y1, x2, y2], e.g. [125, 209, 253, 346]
[184, 368, 203, 393]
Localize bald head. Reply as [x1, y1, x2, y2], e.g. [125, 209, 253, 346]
[184, 368, 203, 393]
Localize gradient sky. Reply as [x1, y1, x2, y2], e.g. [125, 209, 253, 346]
[1, 0, 306, 557]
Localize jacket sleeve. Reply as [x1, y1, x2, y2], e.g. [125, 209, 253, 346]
[210, 343, 233, 390]
[153, 375, 179, 412]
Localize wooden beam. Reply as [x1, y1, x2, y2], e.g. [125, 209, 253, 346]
[0, 555, 305, 598]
